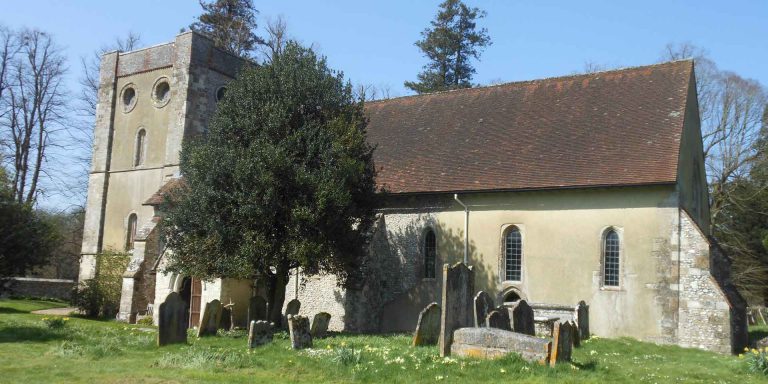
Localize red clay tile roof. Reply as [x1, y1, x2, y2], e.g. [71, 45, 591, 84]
[365, 60, 694, 194]
[144, 177, 186, 206]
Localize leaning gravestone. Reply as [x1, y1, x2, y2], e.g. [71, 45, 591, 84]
[575, 300, 590, 340]
[288, 314, 312, 349]
[157, 292, 187, 346]
[439, 262, 474, 357]
[248, 296, 267, 323]
[473, 291, 494, 327]
[285, 299, 301, 317]
[197, 299, 223, 337]
[510, 300, 535, 336]
[248, 320, 273, 348]
[412, 302, 441, 346]
[549, 321, 574, 367]
[569, 320, 581, 347]
[310, 312, 332, 339]
[451, 327, 551, 364]
[486, 307, 512, 331]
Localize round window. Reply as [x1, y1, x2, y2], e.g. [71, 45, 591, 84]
[215, 86, 227, 102]
[120, 84, 137, 113]
[152, 77, 171, 108]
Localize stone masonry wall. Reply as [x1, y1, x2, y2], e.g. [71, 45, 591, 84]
[677, 210, 732, 353]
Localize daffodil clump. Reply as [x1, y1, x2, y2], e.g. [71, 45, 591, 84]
[41, 316, 69, 329]
[740, 347, 768, 375]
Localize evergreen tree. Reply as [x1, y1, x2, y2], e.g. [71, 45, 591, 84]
[190, 0, 264, 58]
[405, 0, 491, 94]
[161, 42, 378, 325]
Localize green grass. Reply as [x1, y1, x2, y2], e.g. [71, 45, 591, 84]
[0, 298, 765, 383]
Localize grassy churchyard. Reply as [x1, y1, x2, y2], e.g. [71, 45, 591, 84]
[1, 299, 767, 383]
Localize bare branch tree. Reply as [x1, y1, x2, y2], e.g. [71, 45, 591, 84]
[0, 29, 68, 205]
[259, 15, 288, 63]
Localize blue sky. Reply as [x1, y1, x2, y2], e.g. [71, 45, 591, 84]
[2, 0, 767, 208]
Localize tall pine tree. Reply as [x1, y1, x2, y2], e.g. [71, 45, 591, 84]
[405, 0, 491, 94]
[190, 0, 264, 58]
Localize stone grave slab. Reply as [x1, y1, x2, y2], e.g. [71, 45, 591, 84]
[412, 302, 441, 346]
[197, 299, 223, 337]
[310, 312, 332, 339]
[288, 314, 312, 349]
[451, 327, 551, 364]
[473, 291, 494, 327]
[157, 292, 187, 346]
[439, 262, 474, 357]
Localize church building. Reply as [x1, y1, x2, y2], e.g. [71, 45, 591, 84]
[78, 31, 746, 354]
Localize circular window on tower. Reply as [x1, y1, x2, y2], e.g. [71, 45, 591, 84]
[120, 84, 138, 113]
[215, 86, 227, 103]
[152, 77, 171, 108]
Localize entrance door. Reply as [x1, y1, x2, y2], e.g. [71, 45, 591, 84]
[189, 278, 202, 328]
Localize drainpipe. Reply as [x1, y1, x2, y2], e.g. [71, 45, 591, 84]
[454, 194, 469, 265]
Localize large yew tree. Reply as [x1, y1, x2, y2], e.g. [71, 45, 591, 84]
[162, 42, 378, 325]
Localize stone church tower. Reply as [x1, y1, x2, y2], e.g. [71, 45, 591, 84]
[78, 32, 246, 322]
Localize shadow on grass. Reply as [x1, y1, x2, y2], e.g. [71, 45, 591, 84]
[749, 328, 768, 346]
[0, 325, 67, 343]
[572, 361, 598, 371]
[0, 307, 27, 314]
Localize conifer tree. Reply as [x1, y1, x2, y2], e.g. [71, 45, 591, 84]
[405, 0, 491, 94]
[190, 0, 264, 58]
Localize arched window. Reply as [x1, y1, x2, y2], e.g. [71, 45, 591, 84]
[504, 227, 522, 281]
[603, 229, 620, 287]
[134, 129, 146, 167]
[126, 213, 138, 251]
[424, 230, 436, 278]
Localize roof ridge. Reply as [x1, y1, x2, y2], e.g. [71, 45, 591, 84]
[367, 59, 694, 104]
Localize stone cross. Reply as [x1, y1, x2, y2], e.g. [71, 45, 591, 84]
[310, 312, 332, 339]
[157, 292, 187, 346]
[412, 302, 440, 346]
[473, 291, 494, 327]
[248, 320, 273, 348]
[438, 262, 474, 357]
[224, 299, 236, 331]
[287, 314, 312, 349]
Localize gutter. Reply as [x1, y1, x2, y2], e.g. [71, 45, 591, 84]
[453, 194, 469, 265]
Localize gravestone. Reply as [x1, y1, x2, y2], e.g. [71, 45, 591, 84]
[473, 291, 494, 327]
[549, 321, 574, 367]
[197, 299, 223, 337]
[220, 306, 232, 331]
[510, 300, 535, 335]
[248, 296, 267, 323]
[569, 320, 581, 347]
[157, 292, 187, 346]
[575, 300, 590, 340]
[412, 302, 441, 346]
[310, 312, 332, 339]
[287, 314, 312, 349]
[285, 299, 301, 317]
[439, 262, 474, 357]
[248, 320, 273, 348]
[486, 307, 511, 331]
[451, 327, 551, 364]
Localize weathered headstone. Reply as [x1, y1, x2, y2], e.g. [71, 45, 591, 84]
[575, 300, 590, 340]
[510, 299, 535, 335]
[248, 320, 273, 348]
[451, 327, 551, 364]
[197, 299, 223, 337]
[486, 307, 512, 331]
[220, 306, 232, 331]
[439, 262, 474, 357]
[412, 302, 441, 346]
[157, 292, 187, 346]
[473, 291, 494, 327]
[287, 314, 312, 349]
[248, 296, 267, 323]
[568, 320, 581, 347]
[549, 321, 574, 367]
[285, 299, 301, 317]
[310, 312, 332, 339]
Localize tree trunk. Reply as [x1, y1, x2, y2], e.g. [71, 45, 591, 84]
[265, 264, 290, 327]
